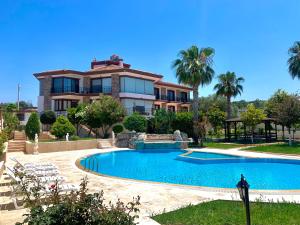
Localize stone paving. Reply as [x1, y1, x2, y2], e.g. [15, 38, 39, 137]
[1, 147, 300, 225]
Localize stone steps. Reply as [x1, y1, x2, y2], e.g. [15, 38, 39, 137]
[8, 140, 25, 152]
[98, 139, 113, 148]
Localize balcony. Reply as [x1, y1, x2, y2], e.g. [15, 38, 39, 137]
[51, 86, 112, 94]
[155, 94, 191, 103]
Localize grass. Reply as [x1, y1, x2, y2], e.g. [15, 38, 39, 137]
[241, 142, 300, 155]
[204, 142, 244, 149]
[189, 142, 244, 149]
[152, 200, 300, 225]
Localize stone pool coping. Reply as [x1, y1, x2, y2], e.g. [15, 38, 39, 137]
[3, 148, 300, 225]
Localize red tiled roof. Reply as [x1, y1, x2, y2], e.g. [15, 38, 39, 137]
[34, 68, 163, 79]
[155, 81, 192, 90]
[34, 70, 84, 77]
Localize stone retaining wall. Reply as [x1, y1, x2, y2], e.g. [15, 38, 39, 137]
[146, 134, 174, 141]
[25, 139, 99, 154]
[116, 132, 137, 148]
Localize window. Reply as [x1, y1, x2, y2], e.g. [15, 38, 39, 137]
[52, 77, 79, 93]
[180, 92, 188, 102]
[154, 104, 160, 110]
[120, 77, 154, 95]
[91, 79, 102, 93]
[154, 88, 160, 99]
[54, 99, 78, 111]
[102, 78, 112, 93]
[167, 90, 175, 101]
[133, 106, 145, 114]
[168, 106, 175, 112]
[91, 78, 112, 93]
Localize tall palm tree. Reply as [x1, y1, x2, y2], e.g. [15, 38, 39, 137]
[288, 41, 300, 79]
[214, 72, 244, 119]
[172, 45, 215, 144]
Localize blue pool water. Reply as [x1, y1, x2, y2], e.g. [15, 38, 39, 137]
[187, 151, 243, 159]
[80, 149, 300, 190]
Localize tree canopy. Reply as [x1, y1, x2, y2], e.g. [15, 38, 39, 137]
[241, 104, 266, 143]
[172, 45, 215, 144]
[214, 71, 244, 119]
[82, 95, 126, 138]
[288, 41, 300, 79]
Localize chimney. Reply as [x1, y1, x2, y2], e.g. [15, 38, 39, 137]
[119, 59, 124, 68]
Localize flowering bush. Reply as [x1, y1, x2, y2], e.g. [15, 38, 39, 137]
[14, 174, 140, 225]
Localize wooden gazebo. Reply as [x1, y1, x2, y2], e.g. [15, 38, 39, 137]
[225, 117, 278, 142]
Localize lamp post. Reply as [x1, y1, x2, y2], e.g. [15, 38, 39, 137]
[236, 174, 251, 225]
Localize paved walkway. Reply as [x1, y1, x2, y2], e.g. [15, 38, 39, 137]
[1, 148, 300, 225]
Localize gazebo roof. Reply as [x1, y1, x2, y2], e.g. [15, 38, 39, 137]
[225, 117, 277, 122]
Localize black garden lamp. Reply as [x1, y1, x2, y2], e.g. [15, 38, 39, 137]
[236, 174, 251, 225]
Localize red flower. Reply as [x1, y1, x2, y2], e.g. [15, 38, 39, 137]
[49, 184, 56, 190]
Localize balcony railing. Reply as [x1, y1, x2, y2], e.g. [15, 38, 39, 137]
[51, 86, 112, 94]
[125, 107, 154, 116]
[155, 94, 191, 103]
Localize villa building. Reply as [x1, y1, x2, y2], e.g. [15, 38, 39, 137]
[34, 55, 192, 116]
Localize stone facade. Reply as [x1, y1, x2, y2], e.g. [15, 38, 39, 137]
[83, 77, 90, 92]
[161, 87, 166, 96]
[40, 77, 52, 111]
[111, 74, 120, 99]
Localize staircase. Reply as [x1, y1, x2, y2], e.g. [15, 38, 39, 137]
[7, 131, 26, 152]
[98, 139, 113, 148]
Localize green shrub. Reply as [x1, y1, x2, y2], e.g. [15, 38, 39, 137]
[70, 135, 80, 141]
[124, 113, 147, 132]
[0, 136, 4, 157]
[14, 177, 140, 225]
[0, 130, 8, 143]
[50, 116, 75, 139]
[152, 109, 175, 134]
[146, 117, 155, 134]
[40, 110, 56, 125]
[112, 124, 124, 134]
[3, 112, 19, 137]
[172, 112, 193, 137]
[25, 112, 40, 141]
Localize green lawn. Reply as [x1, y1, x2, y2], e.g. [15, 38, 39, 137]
[152, 200, 300, 225]
[189, 142, 244, 149]
[242, 142, 300, 155]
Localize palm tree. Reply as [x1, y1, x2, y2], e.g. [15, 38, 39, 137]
[172, 45, 215, 144]
[214, 72, 244, 119]
[288, 41, 300, 79]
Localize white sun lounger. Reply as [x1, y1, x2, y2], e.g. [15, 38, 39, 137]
[7, 165, 60, 177]
[10, 157, 58, 170]
[6, 167, 65, 184]
[6, 168, 79, 209]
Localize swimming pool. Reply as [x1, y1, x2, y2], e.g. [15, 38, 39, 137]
[79, 149, 300, 190]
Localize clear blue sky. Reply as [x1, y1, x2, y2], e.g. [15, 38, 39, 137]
[1, 0, 299, 106]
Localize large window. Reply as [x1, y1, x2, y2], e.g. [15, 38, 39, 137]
[91, 78, 112, 93]
[154, 88, 160, 99]
[54, 99, 78, 111]
[52, 77, 79, 93]
[167, 90, 175, 101]
[120, 77, 154, 95]
[180, 92, 188, 102]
